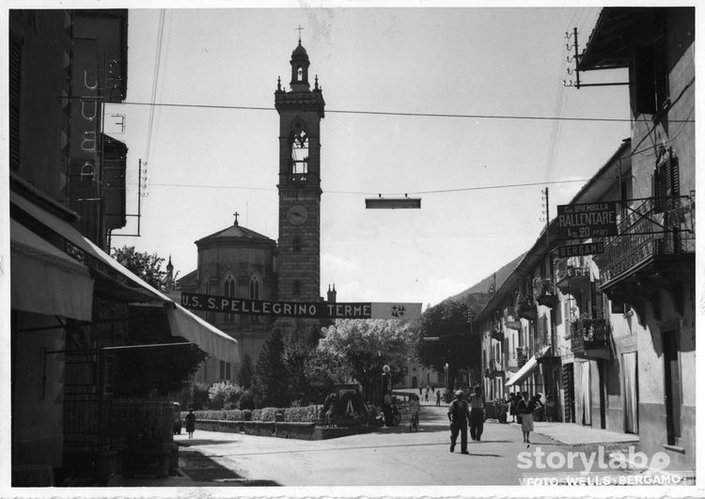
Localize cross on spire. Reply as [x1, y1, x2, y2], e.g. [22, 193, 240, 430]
[233, 211, 239, 225]
[296, 24, 304, 43]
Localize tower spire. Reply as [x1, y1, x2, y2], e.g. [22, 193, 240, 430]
[296, 24, 304, 44]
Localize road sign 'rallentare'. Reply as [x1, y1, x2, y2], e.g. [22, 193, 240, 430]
[181, 292, 421, 320]
[557, 202, 618, 239]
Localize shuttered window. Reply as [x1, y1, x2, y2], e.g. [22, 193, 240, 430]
[651, 149, 680, 213]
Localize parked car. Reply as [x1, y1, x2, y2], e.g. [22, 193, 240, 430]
[173, 402, 182, 435]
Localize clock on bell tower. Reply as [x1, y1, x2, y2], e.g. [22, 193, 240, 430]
[275, 38, 325, 304]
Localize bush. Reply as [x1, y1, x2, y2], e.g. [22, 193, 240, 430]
[208, 381, 242, 410]
[191, 383, 210, 410]
[283, 405, 319, 422]
[238, 390, 254, 410]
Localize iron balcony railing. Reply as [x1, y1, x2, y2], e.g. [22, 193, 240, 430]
[570, 317, 610, 351]
[596, 196, 695, 286]
[555, 257, 590, 288]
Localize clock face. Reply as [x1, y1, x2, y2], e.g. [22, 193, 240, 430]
[286, 204, 308, 225]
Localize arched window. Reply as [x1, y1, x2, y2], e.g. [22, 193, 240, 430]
[249, 274, 261, 324]
[224, 275, 236, 322]
[290, 123, 308, 175]
[297, 66, 303, 81]
[204, 279, 214, 323]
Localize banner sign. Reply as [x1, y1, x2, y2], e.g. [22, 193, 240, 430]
[557, 202, 618, 239]
[181, 293, 422, 320]
[554, 242, 605, 258]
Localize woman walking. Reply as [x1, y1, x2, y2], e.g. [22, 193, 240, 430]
[185, 409, 196, 439]
[517, 392, 534, 446]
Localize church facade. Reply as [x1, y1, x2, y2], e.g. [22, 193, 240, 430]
[177, 39, 332, 385]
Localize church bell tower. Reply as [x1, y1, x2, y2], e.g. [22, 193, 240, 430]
[275, 37, 325, 306]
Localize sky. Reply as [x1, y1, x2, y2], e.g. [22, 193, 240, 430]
[96, 2, 633, 307]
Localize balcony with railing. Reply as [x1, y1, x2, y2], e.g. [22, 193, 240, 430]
[491, 325, 504, 342]
[594, 195, 695, 317]
[516, 347, 528, 368]
[533, 278, 558, 308]
[555, 257, 590, 292]
[484, 355, 504, 378]
[515, 293, 537, 321]
[596, 196, 695, 285]
[570, 316, 611, 359]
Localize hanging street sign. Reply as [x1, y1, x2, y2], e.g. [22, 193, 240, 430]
[180, 292, 422, 321]
[557, 202, 618, 239]
[553, 241, 605, 258]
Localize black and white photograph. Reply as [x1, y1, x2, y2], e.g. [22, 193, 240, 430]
[4, 1, 700, 496]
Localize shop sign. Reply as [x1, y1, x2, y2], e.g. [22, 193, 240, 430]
[554, 242, 605, 258]
[181, 293, 421, 320]
[557, 202, 618, 239]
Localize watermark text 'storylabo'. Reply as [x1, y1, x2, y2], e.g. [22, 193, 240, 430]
[516, 446, 670, 473]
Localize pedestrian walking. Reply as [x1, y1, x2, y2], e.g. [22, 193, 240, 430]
[409, 394, 420, 431]
[447, 389, 470, 454]
[383, 392, 393, 426]
[436, 390, 441, 406]
[425, 388, 429, 403]
[509, 393, 519, 423]
[517, 392, 535, 446]
[185, 409, 196, 439]
[468, 386, 484, 441]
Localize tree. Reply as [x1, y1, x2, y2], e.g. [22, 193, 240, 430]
[112, 245, 206, 398]
[237, 353, 254, 389]
[416, 300, 479, 393]
[112, 344, 208, 398]
[112, 245, 172, 290]
[317, 319, 413, 402]
[252, 329, 290, 407]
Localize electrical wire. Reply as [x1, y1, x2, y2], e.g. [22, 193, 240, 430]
[141, 177, 599, 196]
[116, 100, 697, 124]
[144, 10, 167, 166]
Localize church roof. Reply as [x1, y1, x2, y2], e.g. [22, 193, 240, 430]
[196, 222, 275, 246]
[291, 41, 308, 59]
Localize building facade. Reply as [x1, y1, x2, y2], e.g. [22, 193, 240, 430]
[10, 10, 238, 485]
[475, 6, 695, 473]
[178, 219, 277, 383]
[577, 6, 695, 469]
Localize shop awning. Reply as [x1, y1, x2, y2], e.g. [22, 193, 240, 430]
[11, 190, 239, 363]
[79, 236, 240, 363]
[11, 220, 94, 321]
[505, 345, 551, 387]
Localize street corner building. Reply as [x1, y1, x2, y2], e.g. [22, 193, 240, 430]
[473, 6, 695, 473]
[9, 10, 238, 486]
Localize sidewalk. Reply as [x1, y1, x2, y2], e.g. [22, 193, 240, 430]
[518, 421, 639, 446]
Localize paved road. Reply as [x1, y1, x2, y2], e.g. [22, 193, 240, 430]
[173, 405, 583, 487]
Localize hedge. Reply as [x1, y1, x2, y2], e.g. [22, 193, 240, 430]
[184, 405, 320, 423]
